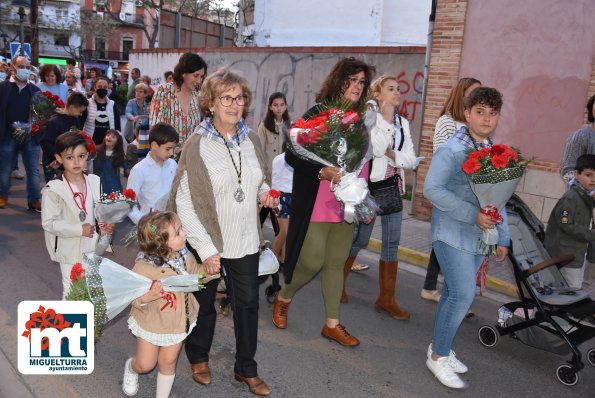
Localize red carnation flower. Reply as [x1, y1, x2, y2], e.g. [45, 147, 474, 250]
[491, 154, 509, 169]
[31, 123, 40, 136]
[268, 189, 281, 199]
[490, 144, 507, 156]
[462, 158, 481, 174]
[70, 262, 85, 282]
[123, 188, 136, 200]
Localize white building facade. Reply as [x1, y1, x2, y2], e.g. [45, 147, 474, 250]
[252, 0, 431, 47]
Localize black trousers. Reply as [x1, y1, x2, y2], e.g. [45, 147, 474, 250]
[423, 248, 441, 290]
[185, 251, 260, 378]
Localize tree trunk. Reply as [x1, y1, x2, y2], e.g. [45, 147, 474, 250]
[30, 0, 39, 66]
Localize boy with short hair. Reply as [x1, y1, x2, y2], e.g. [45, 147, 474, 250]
[126, 122, 179, 224]
[544, 154, 595, 289]
[424, 87, 510, 389]
[40, 92, 89, 181]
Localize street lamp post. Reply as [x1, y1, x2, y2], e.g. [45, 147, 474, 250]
[17, 6, 26, 56]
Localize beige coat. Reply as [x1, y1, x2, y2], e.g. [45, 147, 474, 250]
[257, 121, 285, 179]
[129, 253, 210, 334]
[42, 174, 101, 264]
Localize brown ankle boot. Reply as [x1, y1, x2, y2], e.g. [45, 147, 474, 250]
[341, 256, 356, 303]
[375, 260, 410, 320]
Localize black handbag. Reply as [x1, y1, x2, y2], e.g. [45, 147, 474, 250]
[369, 174, 403, 215]
[368, 115, 405, 216]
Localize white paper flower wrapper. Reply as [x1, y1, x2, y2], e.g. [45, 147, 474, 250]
[95, 201, 134, 255]
[286, 122, 374, 223]
[469, 176, 522, 249]
[83, 254, 204, 326]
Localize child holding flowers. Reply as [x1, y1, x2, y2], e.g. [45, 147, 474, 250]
[122, 211, 214, 398]
[423, 87, 511, 389]
[41, 130, 113, 298]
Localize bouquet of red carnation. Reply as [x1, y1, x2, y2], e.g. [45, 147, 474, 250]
[12, 91, 65, 142]
[462, 144, 529, 253]
[66, 255, 211, 342]
[287, 99, 374, 223]
[94, 189, 137, 255]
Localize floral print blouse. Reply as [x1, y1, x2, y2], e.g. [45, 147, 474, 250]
[149, 82, 202, 146]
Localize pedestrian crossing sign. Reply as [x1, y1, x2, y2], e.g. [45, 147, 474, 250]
[10, 42, 31, 61]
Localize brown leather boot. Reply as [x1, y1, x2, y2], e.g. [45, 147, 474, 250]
[341, 256, 356, 303]
[375, 260, 410, 320]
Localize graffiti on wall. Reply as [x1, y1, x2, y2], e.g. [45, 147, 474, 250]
[134, 50, 424, 137]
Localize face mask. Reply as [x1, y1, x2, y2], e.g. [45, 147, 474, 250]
[96, 88, 108, 98]
[0, 72, 6, 81]
[16, 68, 30, 82]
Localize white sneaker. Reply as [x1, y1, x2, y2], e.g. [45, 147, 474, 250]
[427, 344, 468, 374]
[426, 356, 467, 389]
[421, 289, 441, 302]
[122, 358, 139, 396]
[11, 170, 25, 179]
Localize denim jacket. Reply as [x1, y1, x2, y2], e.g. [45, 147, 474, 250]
[423, 138, 510, 254]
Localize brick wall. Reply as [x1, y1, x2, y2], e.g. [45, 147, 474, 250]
[412, 0, 469, 220]
[412, 1, 595, 224]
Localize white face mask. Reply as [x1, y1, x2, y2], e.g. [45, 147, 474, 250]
[16, 68, 30, 82]
[0, 71, 6, 81]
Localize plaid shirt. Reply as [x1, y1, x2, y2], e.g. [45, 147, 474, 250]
[450, 126, 493, 150]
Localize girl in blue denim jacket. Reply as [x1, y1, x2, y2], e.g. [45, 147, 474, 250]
[423, 87, 511, 389]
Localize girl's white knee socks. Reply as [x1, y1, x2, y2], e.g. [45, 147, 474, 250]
[156, 372, 175, 398]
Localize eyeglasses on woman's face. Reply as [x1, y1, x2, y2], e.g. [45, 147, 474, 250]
[348, 76, 367, 87]
[219, 95, 246, 107]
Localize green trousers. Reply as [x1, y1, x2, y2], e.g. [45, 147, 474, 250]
[281, 221, 355, 319]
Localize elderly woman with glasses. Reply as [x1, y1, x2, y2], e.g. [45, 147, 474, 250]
[169, 69, 277, 396]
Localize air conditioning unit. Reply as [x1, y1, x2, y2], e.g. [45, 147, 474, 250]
[119, 12, 126, 20]
[134, 0, 143, 7]
[109, 61, 118, 68]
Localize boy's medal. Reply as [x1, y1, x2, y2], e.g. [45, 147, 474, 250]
[79, 211, 86, 222]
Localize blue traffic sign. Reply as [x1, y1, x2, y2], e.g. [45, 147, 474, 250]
[10, 42, 31, 61]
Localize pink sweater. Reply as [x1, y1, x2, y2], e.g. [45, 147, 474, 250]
[310, 162, 370, 222]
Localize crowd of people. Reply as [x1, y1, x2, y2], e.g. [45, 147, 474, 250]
[0, 51, 594, 396]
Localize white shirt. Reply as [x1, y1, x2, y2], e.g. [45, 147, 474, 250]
[176, 137, 267, 260]
[271, 153, 293, 193]
[126, 153, 177, 224]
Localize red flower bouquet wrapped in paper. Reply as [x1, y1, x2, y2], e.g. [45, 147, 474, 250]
[12, 91, 65, 142]
[287, 99, 375, 223]
[463, 144, 529, 252]
[94, 189, 137, 255]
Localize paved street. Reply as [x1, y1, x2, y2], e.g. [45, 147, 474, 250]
[1, 177, 594, 398]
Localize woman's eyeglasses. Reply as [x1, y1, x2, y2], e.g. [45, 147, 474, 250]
[348, 77, 368, 87]
[219, 95, 246, 107]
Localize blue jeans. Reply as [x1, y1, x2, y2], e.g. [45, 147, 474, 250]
[0, 137, 41, 202]
[349, 211, 403, 261]
[431, 240, 484, 357]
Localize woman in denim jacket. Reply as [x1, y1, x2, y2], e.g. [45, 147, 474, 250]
[423, 87, 510, 389]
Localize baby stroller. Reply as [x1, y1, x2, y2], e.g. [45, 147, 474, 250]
[477, 194, 595, 386]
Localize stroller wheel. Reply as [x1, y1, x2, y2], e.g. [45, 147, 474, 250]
[556, 364, 579, 386]
[477, 325, 499, 348]
[587, 349, 595, 367]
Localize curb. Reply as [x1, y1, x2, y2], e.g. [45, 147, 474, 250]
[367, 238, 519, 298]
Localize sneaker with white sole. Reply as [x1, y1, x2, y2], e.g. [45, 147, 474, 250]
[122, 358, 139, 396]
[426, 356, 467, 389]
[421, 289, 441, 302]
[426, 344, 468, 374]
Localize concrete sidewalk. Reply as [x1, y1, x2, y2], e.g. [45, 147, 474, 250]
[366, 198, 519, 298]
